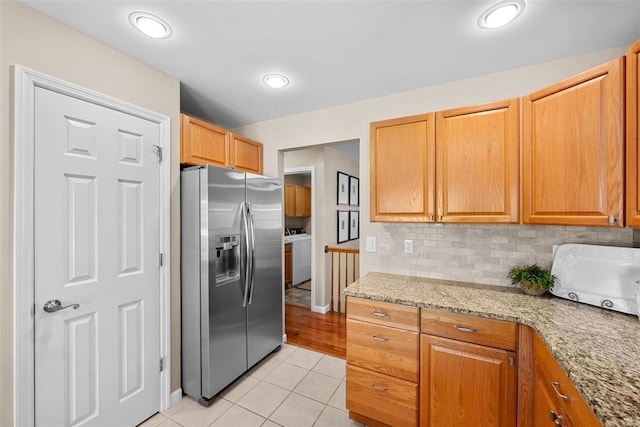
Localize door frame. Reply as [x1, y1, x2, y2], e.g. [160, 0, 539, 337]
[283, 166, 320, 311]
[13, 65, 172, 426]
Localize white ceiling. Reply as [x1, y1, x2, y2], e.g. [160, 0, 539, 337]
[21, 1, 640, 129]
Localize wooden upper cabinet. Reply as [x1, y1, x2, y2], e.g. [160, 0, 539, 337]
[180, 114, 264, 174]
[436, 99, 519, 223]
[284, 184, 296, 217]
[180, 113, 229, 167]
[285, 184, 311, 217]
[522, 57, 625, 226]
[370, 113, 435, 222]
[297, 185, 311, 217]
[230, 132, 263, 175]
[627, 39, 640, 226]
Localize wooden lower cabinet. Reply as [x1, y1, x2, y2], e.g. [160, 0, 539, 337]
[346, 297, 419, 426]
[284, 243, 292, 287]
[532, 333, 601, 427]
[420, 334, 517, 427]
[347, 365, 418, 427]
[345, 298, 602, 427]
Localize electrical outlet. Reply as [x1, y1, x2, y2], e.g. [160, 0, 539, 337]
[404, 239, 413, 254]
[366, 236, 377, 252]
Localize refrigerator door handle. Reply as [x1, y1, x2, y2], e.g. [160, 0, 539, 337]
[241, 201, 251, 307]
[247, 202, 257, 304]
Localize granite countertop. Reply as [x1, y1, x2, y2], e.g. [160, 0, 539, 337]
[344, 272, 640, 427]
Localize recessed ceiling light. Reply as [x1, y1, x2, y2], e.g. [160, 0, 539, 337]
[263, 74, 290, 89]
[478, 0, 525, 29]
[129, 12, 173, 39]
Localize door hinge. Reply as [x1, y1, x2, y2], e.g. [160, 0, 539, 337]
[153, 145, 163, 163]
[159, 253, 164, 267]
[160, 357, 164, 372]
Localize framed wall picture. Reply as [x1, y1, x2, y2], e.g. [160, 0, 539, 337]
[349, 211, 359, 240]
[337, 210, 349, 243]
[349, 176, 359, 206]
[337, 172, 349, 205]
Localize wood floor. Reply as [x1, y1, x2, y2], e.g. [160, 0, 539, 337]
[284, 304, 346, 359]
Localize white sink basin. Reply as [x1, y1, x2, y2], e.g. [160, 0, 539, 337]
[551, 243, 640, 315]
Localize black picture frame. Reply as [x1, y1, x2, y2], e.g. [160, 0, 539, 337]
[349, 211, 359, 240]
[349, 175, 359, 206]
[337, 210, 349, 243]
[337, 172, 349, 205]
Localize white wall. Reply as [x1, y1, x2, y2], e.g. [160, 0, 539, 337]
[233, 45, 629, 278]
[0, 2, 181, 424]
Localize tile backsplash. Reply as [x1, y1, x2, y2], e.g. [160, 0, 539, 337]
[378, 224, 634, 286]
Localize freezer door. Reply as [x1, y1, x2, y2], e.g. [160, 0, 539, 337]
[246, 174, 284, 367]
[201, 165, 248, 399]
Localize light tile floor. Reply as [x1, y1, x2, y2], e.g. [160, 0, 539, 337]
[139, 344, 363, 427]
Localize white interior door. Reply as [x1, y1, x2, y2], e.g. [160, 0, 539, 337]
[34, 86, 161, 426]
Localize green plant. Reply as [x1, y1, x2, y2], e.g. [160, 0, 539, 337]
[508, 264, 555, 291]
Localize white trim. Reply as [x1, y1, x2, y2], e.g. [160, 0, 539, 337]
[284, 166, 316, 310]
[13, 65, 172, 425]
[169, 388, 183, 407]
[313, 304, 331, 314]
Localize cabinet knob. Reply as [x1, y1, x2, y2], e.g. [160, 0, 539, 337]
[549, 410, 563, 425]
[608, 215, 617, 224]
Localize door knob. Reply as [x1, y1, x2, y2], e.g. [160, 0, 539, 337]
[43, 299, 80, 313]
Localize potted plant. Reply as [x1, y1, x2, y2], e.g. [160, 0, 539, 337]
[508, 264, 555, 296]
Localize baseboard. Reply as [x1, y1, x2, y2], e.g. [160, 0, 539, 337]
[313, 304, 330, 314]
[282, 333, 288, 343]
[170, 388, 183, 406]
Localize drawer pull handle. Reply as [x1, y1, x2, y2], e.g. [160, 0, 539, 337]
[371, 335, 389, 342]
[371, 310, 390, 318]
[551, 381, 570, 402]
[370, 383, 388, 392]
[453, 324, 477, 333]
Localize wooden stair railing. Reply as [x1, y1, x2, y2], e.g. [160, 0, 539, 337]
[324, 245, 360, 313]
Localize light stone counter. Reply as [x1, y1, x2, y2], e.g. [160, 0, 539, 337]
[344, 272, 640, 427]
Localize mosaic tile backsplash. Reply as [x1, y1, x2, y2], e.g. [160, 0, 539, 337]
[378, 224, 634, 286]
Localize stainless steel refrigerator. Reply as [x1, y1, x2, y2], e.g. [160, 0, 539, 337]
[181, 164, 283, 406]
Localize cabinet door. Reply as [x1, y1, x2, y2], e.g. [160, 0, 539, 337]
[533, 361, 562, 427]
[420, 334, 516, 427]
[436, 99, 519, 223]
[180, 114, 229, 167]
[284, 184, 296, 217]
[284, 244, 292, 286]
[302, 186, 311, 217]
[230, 133, 263, 174]
[523, 57, 624, 226]
[294, 185, 306, 217]
[370, 113, 435, 222]
[533, 334, 601, 427]
[627, 39, 640, 226]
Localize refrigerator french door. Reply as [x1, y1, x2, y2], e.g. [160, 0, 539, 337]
[181, 164, 283, 406]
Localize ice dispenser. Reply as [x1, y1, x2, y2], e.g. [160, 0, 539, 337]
[214, 234, 240, 285]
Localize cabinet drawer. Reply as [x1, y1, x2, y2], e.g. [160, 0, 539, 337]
[347, 297, 419, 331]
[346, 364, 418, 427]
[533, 334, 601, 427]
[347, 319, 419, 382]
[421, 309, 517, 351]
